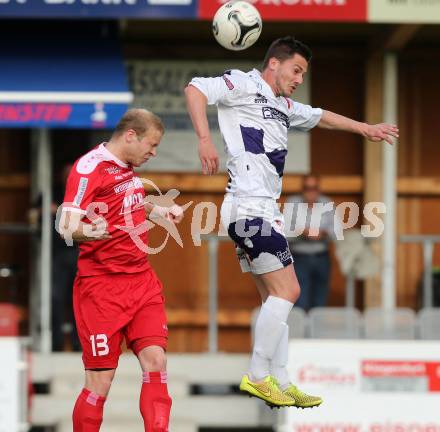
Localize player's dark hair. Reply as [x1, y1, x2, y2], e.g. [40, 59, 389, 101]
[113, 108, 164, 138]
[262, 36, 312, 70]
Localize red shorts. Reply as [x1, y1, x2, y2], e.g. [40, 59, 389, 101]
[73, 268, 168, 369]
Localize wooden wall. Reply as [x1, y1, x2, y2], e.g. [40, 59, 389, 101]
[0, 130, 31, 306]
[396, 51, 440, 308]
[310, 50, 365, 176]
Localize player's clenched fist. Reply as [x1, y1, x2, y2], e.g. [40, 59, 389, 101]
[150, 204, 184, 224]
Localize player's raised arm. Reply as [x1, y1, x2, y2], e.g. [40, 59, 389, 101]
[184, 84, 219, 175]
[318, 110, 399, 145]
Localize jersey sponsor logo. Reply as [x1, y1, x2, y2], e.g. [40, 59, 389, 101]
[254, 93, 268, 104]
[113, 171, 132, 181]
[120, 192, 145, 215]
[114, 177, 143, 194]
[73, 177, 88, 207]
[276, 247, 292, 263]
[105, 166, 120, 175]
[262, 106, 290, 128]
[222, 74, 235, 90]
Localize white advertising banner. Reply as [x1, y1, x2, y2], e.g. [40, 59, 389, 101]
[0, 338, 28, 432]
[369, 0, 440, 23]
[128, 60, 311, 173]
[279, 340, 440, 432]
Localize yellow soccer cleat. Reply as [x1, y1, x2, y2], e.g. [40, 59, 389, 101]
[239, 375, 296, 408]
[283, 384, 323, 409]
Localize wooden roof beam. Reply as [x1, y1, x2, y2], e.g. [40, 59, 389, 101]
[384, 24, 423, 51]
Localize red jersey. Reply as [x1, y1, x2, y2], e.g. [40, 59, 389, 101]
[63, 143, 151, 276]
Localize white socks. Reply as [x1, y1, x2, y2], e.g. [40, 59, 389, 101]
[270, 322, 290, 390]
[249, 296, 293, 382]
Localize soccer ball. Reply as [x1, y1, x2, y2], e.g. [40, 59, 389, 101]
[212, 1, 262, 51]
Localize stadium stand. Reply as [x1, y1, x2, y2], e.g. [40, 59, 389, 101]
[418, 307, 440, 340]
[364, 307, 417, 340]
[309, 307, 363, 339]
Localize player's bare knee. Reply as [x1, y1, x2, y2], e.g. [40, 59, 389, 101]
[268, 285, 296, 303]
[85, 369, 115, 396]
[139, 346, 167, 372]
[90, 374, 114, 391]
[146, 351, 167, 371]
[283, 290, 297, 304]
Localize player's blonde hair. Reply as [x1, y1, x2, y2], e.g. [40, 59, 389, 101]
[113, 108, 164, 138]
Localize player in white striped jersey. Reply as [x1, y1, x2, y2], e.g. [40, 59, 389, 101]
[185, 36, 398, 408]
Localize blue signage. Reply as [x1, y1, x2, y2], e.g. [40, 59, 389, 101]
[0, 103, 128, 129]
[0, 0, 196, 19]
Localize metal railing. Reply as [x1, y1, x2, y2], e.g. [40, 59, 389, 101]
[203, 234, 231, 353]
[400, 235, 440, 308]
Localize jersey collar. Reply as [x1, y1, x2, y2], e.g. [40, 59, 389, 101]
[99, 143, 129, 168]
[248, 68, 277, 99]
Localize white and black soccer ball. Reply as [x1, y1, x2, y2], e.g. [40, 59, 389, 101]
[212, 1, 262, 51]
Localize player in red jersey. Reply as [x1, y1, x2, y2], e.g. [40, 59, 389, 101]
[58, 109, 183, 432]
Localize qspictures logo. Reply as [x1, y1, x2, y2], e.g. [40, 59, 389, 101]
[57, 177, 388, 255]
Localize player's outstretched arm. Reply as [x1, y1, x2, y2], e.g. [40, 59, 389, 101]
[318, 110, 399, 145]
[184, 85, 219, 175]
[58, 209, 111, 243]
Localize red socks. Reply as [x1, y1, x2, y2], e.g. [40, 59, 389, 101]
[72, 373, 171, 432]
[72, 388, 106, 432]
[140, 371, 172, 432]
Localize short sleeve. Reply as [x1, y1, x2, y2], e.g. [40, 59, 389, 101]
[62, 160, 102, 215]
[288, 100, 322, 131]
[189, 71, 247, 106]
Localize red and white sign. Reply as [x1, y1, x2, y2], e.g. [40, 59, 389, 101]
[199, 0, 367, 22]
[362, 360, 429, 377]
[279, 340, 440, 432]
[279, 394, 440, 432]
[362, 360, 440, 392]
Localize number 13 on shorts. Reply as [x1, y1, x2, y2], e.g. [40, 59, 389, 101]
[90, 334, 109, 357]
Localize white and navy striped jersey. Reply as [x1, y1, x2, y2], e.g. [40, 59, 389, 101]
[190, 69, 322, 202]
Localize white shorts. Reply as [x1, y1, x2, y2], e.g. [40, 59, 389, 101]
[220, 194, 293, 275]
